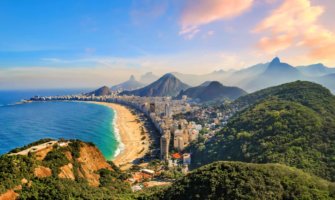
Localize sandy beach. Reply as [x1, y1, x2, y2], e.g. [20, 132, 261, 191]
[92, 102, 150, 170]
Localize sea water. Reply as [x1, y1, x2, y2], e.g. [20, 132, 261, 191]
[0, 90, 119, 160]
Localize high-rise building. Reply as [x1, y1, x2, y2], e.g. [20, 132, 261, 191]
[160, 130, 170, 160]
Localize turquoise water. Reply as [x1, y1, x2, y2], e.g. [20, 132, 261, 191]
[0, 90, 119, 160]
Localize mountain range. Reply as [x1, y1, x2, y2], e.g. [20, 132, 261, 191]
[93, 57, 335, 98]
[139, 57, 334, 93]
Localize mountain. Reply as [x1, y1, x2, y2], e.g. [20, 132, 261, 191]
[0, 139, 131, 199]
[297, 63, 335, 77]
[121, 73, 190, 97]
[86, 86, 111, 96]
[111, 75, 145, 92]
[144, 161, 335, 200]
[190, 81, 335, 182]
[243, 57, 303, 91]
[140, 72, 159, 84]
[177, 81, 247, 102]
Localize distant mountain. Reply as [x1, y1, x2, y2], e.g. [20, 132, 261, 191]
[148, 161, 335, 200]
[87, 86, 111, 96]
[178, 81, 247, 102]
[243, 57, 303, 91]
[139, 72, 159, 84]
[297, 63, 335, 77]
[191, 81, 335, 182]
[162, 58, 334, 93]
[110, 75, 145, 92]
[121, 73, 190, 97]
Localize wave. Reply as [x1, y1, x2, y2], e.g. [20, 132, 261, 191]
[111, 109, 124, 159]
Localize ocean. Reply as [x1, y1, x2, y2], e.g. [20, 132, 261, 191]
[0, 89, 119, 160]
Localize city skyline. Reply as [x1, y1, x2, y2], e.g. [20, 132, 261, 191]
[0, 0, 334, 89]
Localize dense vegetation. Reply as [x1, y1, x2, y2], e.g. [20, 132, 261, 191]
[191, 81, 335, 182]
[0, 155, 36, 193]
[142, 161, 335, 200]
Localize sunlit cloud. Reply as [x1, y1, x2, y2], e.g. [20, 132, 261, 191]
[180, 0, 253, 39]
[254, 0, 335, 65]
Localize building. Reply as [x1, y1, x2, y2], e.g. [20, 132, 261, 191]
[174, 136, 184, 151]
[160, 133, 170, 160]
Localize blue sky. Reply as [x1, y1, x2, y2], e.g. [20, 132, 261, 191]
[0, 0, 334, 89]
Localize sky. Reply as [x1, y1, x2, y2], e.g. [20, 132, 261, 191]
[0, 0, 334, 89]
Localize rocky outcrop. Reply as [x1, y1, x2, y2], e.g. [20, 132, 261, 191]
[58, 163, 75, 180]
[77, 143, 112, 187]
[34, 166, 52, 178]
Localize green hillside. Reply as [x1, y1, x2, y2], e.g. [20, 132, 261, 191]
[141, 161, 335, 200]
[191, 81, 335, 181]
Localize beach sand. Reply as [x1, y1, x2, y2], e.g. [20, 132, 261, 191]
[92, 102, 150, 170]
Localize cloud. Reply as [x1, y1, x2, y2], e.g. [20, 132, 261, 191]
[180, 0, 253, 39]
[258, 34, 293, 52]
[254, 0, 335, 64]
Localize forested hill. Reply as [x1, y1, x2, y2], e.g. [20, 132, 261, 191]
[234, 81, 335, 114]
[143, 161, 335, 200]
[190, 81, 335, 182]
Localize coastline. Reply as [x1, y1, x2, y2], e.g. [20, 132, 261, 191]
[91, 102, 150, 170]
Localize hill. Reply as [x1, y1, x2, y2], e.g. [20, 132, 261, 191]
[121, 73, 189, 97]
[142, 161, 335, 200]
[177, 81, 247, 102]
[111, 75, 145, 92]
[87, 86, 112, 96]
[0, 139, 131, 199]
[190, 81, 335, 182]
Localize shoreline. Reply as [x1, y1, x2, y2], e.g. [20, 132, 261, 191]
[91, 102, 151, 170]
